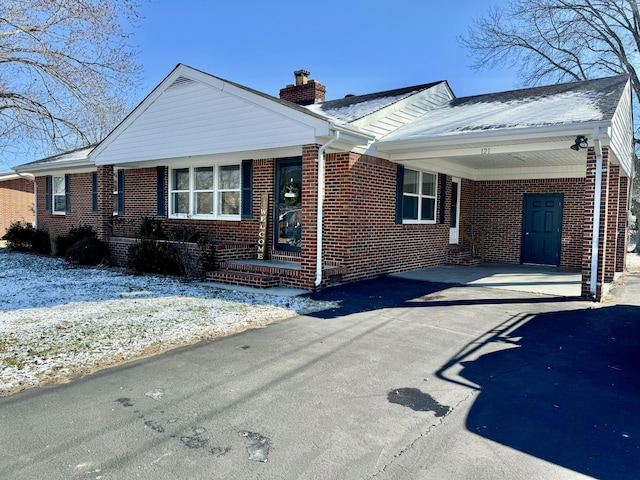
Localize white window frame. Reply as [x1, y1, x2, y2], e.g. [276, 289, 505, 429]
[52, 175, 66, 215]
[402, 168, 437, 224]
[113, 169, 121, 215]
[169, 164, 241, 220]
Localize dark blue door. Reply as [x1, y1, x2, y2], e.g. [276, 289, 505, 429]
[522, 194, 563, 266]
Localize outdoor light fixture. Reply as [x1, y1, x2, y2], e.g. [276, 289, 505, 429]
[570, 135, 589, 151]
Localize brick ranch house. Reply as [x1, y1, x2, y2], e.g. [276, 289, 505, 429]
[0, 173, 34, 237]
[14, 64, 635, 300]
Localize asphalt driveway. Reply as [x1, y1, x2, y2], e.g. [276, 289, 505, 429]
[1, 274, 638, 479]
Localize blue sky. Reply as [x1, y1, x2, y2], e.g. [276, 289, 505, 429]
[134, 0, 515, 102]
[4, 1, 517, 171]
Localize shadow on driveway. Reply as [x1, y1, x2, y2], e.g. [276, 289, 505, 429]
[439, 304, 640, 480]
[305, 276, 575, 319]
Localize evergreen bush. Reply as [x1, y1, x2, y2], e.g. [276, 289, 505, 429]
[66, 237, 110, 265]
[127, 238, 183, 275]
[1, 222, 51, 254]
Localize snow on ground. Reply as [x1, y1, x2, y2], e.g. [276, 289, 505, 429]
[0, 249, 334, 396]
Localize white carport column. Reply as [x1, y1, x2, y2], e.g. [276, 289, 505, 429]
[584, 128, 607, 299]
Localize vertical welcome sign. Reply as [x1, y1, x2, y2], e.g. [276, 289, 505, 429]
[257, 193, 268, 260]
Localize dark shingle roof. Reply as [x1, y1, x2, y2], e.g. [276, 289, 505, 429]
[452, 75, 629, 118]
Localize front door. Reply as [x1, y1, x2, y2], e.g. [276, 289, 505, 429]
[521, 194, 563, 266]
[449, 177, 461, 244]
[275, 157, 302, 251]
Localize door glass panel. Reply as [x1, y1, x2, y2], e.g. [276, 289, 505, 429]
[276, 160, 302, 250]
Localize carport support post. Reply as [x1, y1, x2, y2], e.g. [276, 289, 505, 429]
[583, 131, 609, 300]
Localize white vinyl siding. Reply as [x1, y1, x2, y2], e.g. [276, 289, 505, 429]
[93, 77, 327, 165]
[170, 165, 241, 219]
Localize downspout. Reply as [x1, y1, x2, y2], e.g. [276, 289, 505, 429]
[315, 130, 340, 287]
[590, 127, 603, 298]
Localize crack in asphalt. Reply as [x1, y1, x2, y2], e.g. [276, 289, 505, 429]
[366, 389, 478, 479]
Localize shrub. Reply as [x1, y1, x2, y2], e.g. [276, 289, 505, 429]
[168, 224, 200, 243]
[139, 217, 167, 240]
[127, 239, 183, 275]
[1, 222, 51, 254]
[56, 225, 97, 257]
[66, 237, 110, 265]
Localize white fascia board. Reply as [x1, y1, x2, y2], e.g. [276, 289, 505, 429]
[13, 159, 95, 175]
[375, 120, 613, 153]
[0, 172, 34, 181]
[329, 124, 375, 145]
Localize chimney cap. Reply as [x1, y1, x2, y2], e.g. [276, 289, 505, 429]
[294, 69, 311, 77]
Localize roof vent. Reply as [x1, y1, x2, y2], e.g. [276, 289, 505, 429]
[168, 75, 196, 89]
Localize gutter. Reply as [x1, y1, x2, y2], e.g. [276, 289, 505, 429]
[590, 127, 603, 298]
[315, 130, 340, 287]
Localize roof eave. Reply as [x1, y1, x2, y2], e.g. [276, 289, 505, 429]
[375, 120, 613, 153]
[13, 158, 94, 174]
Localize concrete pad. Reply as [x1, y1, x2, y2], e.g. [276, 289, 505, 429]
[393, 263, 582, 297]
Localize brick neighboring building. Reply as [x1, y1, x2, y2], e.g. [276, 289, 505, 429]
[14, 65, 635, 300]
[0, 174, 34, 237]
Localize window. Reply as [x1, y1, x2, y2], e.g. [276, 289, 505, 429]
[169, 165, 241, 219]
[403, 168, 436, 223]
[113, 169, 124, 215]
[52, 175, 67, 214]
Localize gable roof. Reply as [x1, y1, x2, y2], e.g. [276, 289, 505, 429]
[380, 75, 629, 142]
[90, 64, 369, 166]
[306, 82, 446, 123]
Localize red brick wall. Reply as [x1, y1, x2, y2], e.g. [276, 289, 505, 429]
[35, 173, 99, 250]
[472, 178, 585, 269]
[319, 152, 451, 285]
[0, 178, 34, 237]
[616, 176, 630, 272]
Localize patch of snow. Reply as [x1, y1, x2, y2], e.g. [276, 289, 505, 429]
[0, 250, 334, 395]
[306, 91, 418, 123]
[383, 91, 604, 141]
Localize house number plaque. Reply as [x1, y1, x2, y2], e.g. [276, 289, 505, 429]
[257, 193, 268, 260]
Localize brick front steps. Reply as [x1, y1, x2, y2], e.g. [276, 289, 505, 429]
[206, 257, 346, 289]
[447, 246, 482, 266]
[206, 259, 300, 288]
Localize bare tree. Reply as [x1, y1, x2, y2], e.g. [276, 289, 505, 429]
[0, 0, 142, 169]
[461, 1, 640, 96]
[461, 0, 640, 245]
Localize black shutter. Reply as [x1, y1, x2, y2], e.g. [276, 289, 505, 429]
[395, 164, 405, 224]
[45, 176, 52, 213]
[92, 172, 98, 213]
[156, 166, 166, 216]
[439, 173, 447, 224]
[117, 169, 125, 215]
[64, 174, 71, 212]
[241, 159, 253, 219]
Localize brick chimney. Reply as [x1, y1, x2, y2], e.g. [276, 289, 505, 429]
[279, 69, 326, 105]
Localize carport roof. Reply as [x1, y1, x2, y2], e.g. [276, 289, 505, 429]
[378, 75, 629, 143]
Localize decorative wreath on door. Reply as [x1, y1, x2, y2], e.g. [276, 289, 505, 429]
[281, 178, 300, 205]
